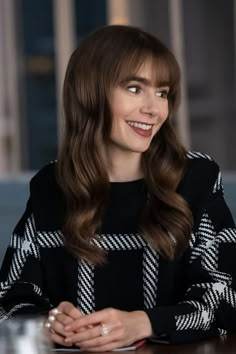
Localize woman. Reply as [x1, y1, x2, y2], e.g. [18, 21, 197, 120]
[0, 25, 236, 351]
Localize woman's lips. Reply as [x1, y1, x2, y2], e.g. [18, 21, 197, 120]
[127, 121, 153, 137]
[129, 125, 152, 137]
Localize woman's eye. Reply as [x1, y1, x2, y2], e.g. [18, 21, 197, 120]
[127, 86, 141, 94]
[156, 90, 169, 99]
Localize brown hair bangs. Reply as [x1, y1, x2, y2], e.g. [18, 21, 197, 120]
[110, 49, 181, 117]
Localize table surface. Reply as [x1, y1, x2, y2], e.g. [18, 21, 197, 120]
[55, 335, 236, 354]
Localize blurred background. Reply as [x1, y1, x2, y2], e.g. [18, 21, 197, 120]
[0, 0, 236, 264]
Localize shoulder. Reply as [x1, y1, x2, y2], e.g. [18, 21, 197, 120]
[186, 151, 219, 173]
[184, 151, 220, 184]
[30, 160, 57, 188]
[178, 151, 222, 212]
[29, 161, 65, 230]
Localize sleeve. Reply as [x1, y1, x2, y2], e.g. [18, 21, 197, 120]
[145, 162, 236, 343]
[0, 198, 52, 321]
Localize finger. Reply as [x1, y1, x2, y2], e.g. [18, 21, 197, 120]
[48, 313, 92, 339]
[49, 309, 94, 334]
[64, 324, 111, 345]
[57, 301, 83, 320]
[49, 311, 74, 327]
[46, 316, 74, 338]
[65, 323, 119, 349]
[65, 308, 109, 331]
[46, 312, 73, 337]
[51, 319, 75, 338]
[50, 308, 62, 316]
[50, 332, 72, 347]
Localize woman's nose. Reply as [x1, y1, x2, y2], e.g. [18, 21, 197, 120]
[140, 94, 159, 117]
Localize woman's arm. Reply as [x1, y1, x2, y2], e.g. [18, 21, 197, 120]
[0, 199, 52, 320]
[145, 163, 236, 343]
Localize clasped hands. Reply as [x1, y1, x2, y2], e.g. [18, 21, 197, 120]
[46, 301, 152, 352]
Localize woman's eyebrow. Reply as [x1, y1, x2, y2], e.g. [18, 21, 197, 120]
[121, 76, 151, 86]
[120, 76, 169, 88]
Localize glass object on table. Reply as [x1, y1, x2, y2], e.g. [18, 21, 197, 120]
[0, 316, 52, 354]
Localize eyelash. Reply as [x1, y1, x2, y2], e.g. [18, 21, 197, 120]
[127, 85, 142, 94]
[127, 85, 169, 98]
[156, 90, 169, 99]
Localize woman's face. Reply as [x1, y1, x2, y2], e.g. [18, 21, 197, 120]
[106, 62, 169, 158]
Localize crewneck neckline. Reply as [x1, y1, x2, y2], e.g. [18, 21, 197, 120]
[109, 178, 145, 195]
[110, 178, 144, 185]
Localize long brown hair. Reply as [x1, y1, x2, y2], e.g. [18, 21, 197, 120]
[57, 25, 193, 264]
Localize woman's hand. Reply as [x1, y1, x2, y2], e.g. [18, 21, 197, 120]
[63, 308, 152, 352]
[47, 301, 84, 347]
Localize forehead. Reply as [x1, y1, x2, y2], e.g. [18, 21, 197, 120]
[119, 57, 171, 87]
[135, 61, 158, 84]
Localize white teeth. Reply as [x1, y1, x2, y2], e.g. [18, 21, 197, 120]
[127, 121, 152, 130]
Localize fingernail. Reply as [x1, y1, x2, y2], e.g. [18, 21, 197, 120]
[65, 325, 71, 331]
[64, 337, 71, 343]
[48, 315, 55, 322]
[52, 308, 62, 315]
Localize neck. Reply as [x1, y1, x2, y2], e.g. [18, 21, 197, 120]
[104, 149, 143, 182]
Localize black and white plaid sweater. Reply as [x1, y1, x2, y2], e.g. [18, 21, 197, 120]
[0, 152, 236, 344]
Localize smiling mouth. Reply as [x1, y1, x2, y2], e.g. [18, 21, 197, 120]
[127, 121, 153, 131]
